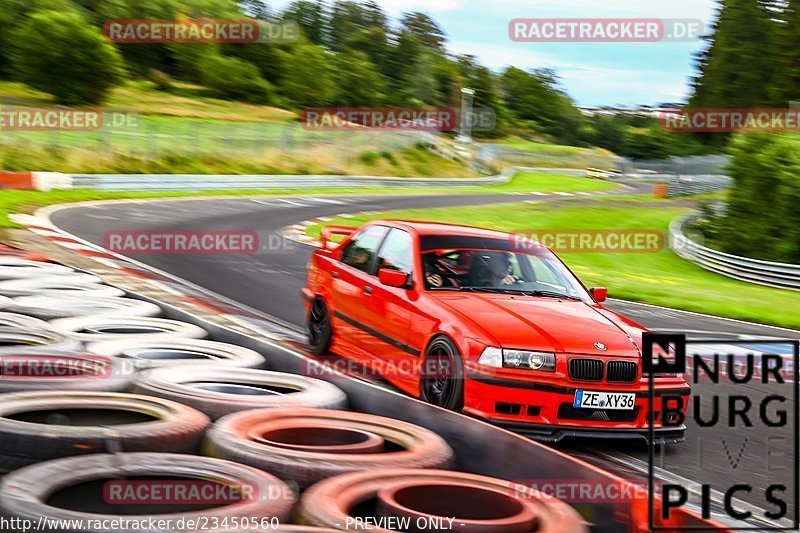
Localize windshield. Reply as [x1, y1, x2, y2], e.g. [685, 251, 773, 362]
[422, 247, 590, 300]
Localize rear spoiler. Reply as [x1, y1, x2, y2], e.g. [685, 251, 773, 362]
[320, 225, 356, 250]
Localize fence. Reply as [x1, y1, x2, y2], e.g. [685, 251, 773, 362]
[475, 143, 623, 170]
[670, 213, 800, 291]
[614, 155, 733, 196]
[0, 120, 428, 160]
[618, 154, 731, 176]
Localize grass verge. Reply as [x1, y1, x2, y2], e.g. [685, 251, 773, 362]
[0, 143, 477, 177]
[0, 81, 474, 176]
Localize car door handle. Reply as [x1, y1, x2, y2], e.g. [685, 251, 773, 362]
[363, 285, 373, 295]
[331, 271, 339, 278]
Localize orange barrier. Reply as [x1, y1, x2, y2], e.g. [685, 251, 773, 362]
[653, 183, 669, 198]
[0, 171, 33, 190]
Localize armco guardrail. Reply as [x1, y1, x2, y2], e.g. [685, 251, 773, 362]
[617, 155, 732, 197]
[670, 214, 800, 291]
[68, 166, 587, 191]
[665, 175, 732, 196]
[618, 154, 731, 176]
[612, 174, 731, 197]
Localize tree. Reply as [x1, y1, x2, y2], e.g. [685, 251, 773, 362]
[328, 0, 387, 51]
[11, 10, 124, 104]
[772, 0, 800, 103]
[200, 54, 274, 103]
[343, 28, 392, 77]
[276, 41, 334, 107]
[0, 0, 76, 77]
[586, 115, 629, 154]
[386, 32, 422, 100]
[82, 0, 180, 76]
[713, 133, 800, 262]
[239, 0, 269, 20]
[431, 55, 462, 106]
[282, 0, 326, 45]
[501, 67, 583, 142]
[690, 0, 777, 107]
[406, 53, 437, 105]
[400, 12, 445, 51]
[331, 49, 385, 106]
[0, 0, 27, 76]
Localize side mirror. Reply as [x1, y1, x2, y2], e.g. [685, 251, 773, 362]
[378, 268, 409, 288]
[590, 287, 607, 303]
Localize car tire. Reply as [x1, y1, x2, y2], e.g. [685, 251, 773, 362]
[50, 316, 207, 343]
[133, 367, 347, 419]
[204, 408, 454, 488]
[87, 338, 266, 369]
[0, 453, 296, 531]
[306, 297, 332, 355]
[0, 311, 50, 329]
[0, 351, 134, 393]
[0, 326, 81, 354]
[0, 258, 76, 280]
[419, 335, 465, 412]
[0, 278, 125, 298]
[0, 391, 210, 472]
[298, 469, 587, 533]
[5, 295, 162, 320]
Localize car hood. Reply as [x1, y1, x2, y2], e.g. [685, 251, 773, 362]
[432, 293, 642, 355]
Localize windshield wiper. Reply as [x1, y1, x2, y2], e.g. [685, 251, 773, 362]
[525, 289, 582, 300]
[464, 287, 519, 295]
[459, 287, 582, 300]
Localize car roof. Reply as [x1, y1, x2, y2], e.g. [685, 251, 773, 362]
[371, 220, 517, 240]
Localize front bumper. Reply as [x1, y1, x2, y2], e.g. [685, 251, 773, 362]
[464, 369, 689, 443]
[484, 418, 686, 444]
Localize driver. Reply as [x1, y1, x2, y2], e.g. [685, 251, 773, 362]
[486, 253, 518, 286]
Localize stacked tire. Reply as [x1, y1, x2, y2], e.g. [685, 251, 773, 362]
[0, 248, 586, 532]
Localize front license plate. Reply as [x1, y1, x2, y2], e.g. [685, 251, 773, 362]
[573, 390, 635, 410]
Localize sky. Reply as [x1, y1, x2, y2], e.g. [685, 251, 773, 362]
[271, 0, 721, 106]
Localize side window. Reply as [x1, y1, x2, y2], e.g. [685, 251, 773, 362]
[377, 229, 414, 274]
[340, 225, 389, 273]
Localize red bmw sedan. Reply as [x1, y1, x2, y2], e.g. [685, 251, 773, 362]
[302, 220, 689, 443]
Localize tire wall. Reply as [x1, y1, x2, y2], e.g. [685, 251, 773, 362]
[143, 296, 647, 532]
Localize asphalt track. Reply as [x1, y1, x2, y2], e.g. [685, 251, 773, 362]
[52, 191, 800, 526]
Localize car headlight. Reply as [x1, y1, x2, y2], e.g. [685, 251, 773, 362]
[479, 347, 556, 372]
